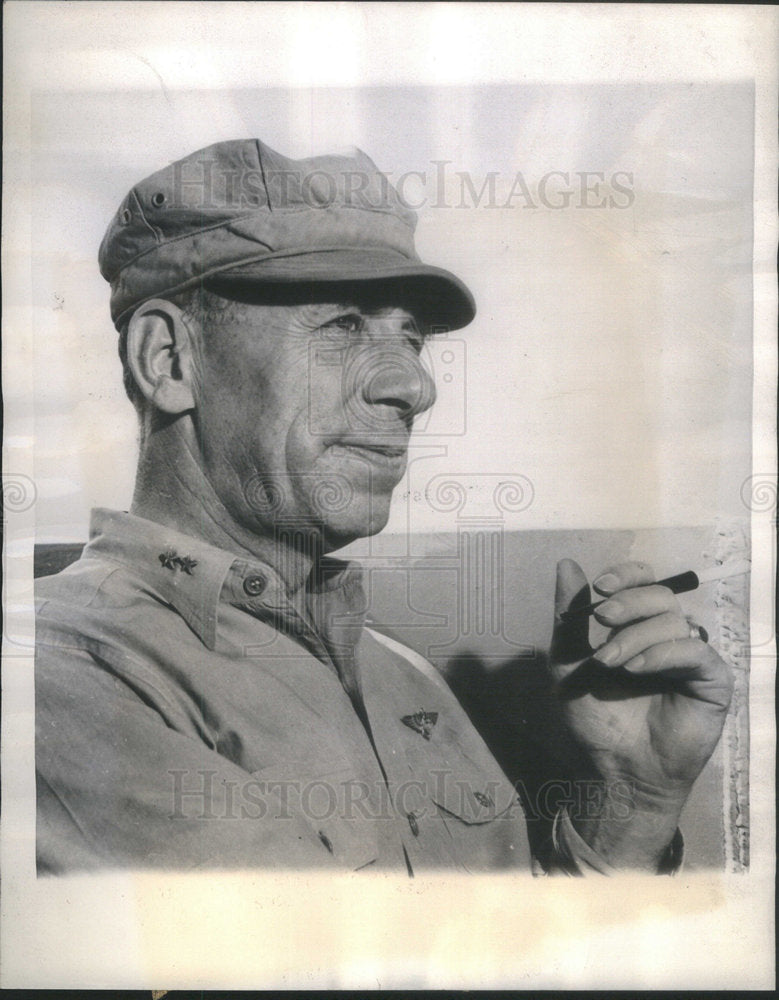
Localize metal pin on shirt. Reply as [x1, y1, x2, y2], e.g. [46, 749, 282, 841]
[401, 710, 438, 740]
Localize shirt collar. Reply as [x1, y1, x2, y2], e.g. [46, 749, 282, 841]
[84, 508, 365, 651]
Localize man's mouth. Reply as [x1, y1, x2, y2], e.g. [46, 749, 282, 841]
[328, 439, 409, 469]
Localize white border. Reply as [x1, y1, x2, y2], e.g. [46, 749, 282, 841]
[3, 3, 776, 989]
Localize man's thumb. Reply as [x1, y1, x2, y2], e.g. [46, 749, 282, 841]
[551, 558, 592, 662]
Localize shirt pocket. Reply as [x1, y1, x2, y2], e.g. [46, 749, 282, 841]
[406, 744, 528, 872]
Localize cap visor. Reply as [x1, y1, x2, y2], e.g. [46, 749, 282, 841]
[204, 250, 476, 332]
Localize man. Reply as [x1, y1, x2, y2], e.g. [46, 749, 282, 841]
[35, 139, 732, 874]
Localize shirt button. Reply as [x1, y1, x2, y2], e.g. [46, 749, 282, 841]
[243, 573, 267, 597]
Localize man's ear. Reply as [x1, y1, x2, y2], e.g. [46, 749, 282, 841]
[125, 298, 197, 414]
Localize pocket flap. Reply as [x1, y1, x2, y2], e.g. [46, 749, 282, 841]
[431, 772, 518, 825]
[403, 743, 519, 826]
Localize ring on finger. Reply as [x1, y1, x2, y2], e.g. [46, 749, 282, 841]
[686, 617, 709, 643]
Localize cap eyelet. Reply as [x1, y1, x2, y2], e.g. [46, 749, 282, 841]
[120, 208, 132, 224]
[151, 192, 166, 208]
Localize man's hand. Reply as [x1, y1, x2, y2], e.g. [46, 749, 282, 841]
[549, 558, 734, 871]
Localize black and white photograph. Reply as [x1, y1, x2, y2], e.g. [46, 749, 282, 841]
[2, 2, 776, 990]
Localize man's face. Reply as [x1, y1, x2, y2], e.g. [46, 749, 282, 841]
[190, 291, 437, 552]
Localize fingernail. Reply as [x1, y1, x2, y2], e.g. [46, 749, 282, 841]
[595, 599, 624, 620]
[593, 573, 620, 593]
[624, 654, 645, 672]
[595, 644, 620, 666]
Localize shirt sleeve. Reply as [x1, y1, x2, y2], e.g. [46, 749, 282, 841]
[533, 806, 685, 876]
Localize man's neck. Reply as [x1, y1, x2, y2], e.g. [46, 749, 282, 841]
[130, 418, 320, 593]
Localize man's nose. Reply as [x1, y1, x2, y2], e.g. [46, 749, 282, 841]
[356, 346, 437, 421]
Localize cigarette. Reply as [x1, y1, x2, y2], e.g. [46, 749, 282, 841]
[560, 559, 751, 621]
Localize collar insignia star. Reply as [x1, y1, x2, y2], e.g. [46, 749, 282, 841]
[159, 548, 179, 570]
[158, 549, 197, 575]
[401, 709, 439, 741]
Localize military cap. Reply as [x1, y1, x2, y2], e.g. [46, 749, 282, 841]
[99, 139, 476, 330]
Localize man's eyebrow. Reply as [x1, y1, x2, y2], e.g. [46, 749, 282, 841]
[301, 302, 424, 330]
[294, 302, 356, 323]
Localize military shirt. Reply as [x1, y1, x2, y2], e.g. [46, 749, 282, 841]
[35, 509, 674, 875]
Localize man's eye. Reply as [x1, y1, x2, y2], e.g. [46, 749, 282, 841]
[323, 314, 363, 337]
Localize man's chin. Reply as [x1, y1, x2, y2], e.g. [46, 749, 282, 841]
[321, 502, 392, 550]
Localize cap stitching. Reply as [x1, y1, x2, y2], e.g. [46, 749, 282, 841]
[254, 138, 273, 214]
[103, 212, 274, 278]
[130, 189, 163, 244]
[112, 246, 420, 324]
[104, 201, 416, 278]
[116, 244, 416, 290]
